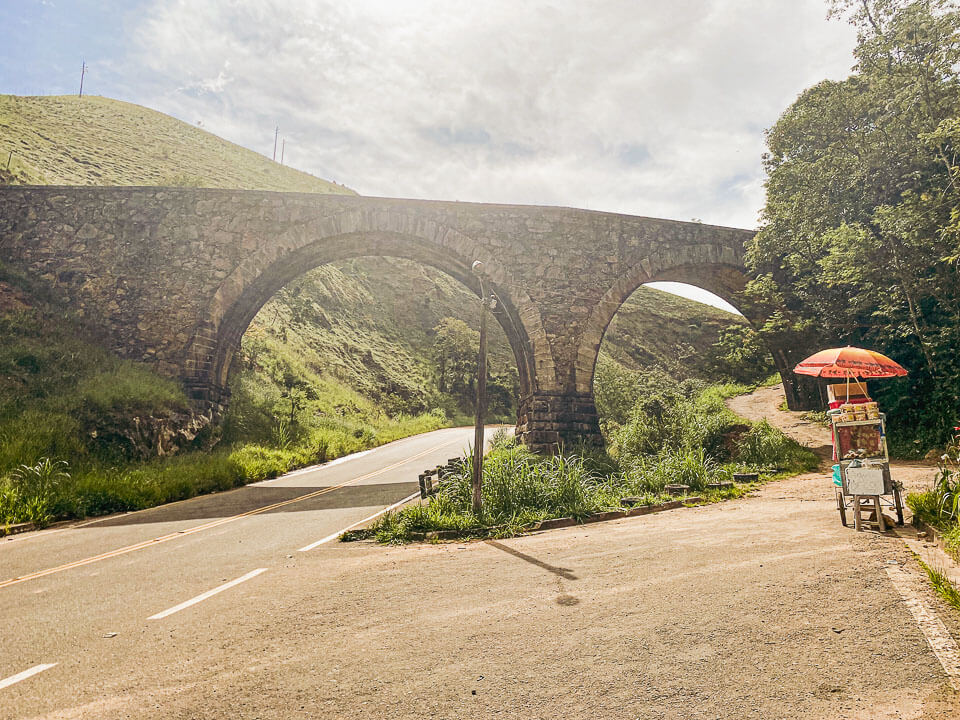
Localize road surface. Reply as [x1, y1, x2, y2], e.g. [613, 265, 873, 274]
[1, 425, 492, 718]
[3, 410, 960, 719]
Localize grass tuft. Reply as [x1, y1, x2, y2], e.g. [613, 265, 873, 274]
[918, 560, 960, 614]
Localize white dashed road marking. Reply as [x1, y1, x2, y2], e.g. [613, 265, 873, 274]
[0, 663, 57, 691]
[148, 568, 268, 620]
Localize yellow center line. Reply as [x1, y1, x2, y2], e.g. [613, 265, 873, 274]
[0, 436, 462, 591]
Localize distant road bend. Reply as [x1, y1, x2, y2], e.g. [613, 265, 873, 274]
[0, 426, 497, 713]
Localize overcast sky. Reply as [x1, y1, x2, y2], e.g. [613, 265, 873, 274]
[1, 0, 858, 310]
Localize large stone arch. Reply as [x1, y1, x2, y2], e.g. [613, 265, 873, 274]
[180, 209, 551, 433]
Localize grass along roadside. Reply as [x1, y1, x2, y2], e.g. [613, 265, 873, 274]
[0, 260, 456, 529]
[0, 411, 450, 530]
[357, 383, 819, 544]
[0, 405, 449, 531]
[918, 559, 960, 614]
[907, 429, 960, 564]
[0, 285, 452, 528]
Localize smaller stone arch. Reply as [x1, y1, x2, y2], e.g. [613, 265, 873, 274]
[574, 258, 786, 400]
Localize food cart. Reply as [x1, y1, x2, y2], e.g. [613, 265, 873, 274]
[831, 409, 903, 530]
[793, 346, 908, 532]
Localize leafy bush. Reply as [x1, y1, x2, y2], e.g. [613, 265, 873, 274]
[652, 448, 718, 492]
[909, 428, 960, 534]
[706, 325, 776, 384]
[607, 380, 743, 462]
[737, 420, 800, 470]
[368, 446, 625, 542]
[489, 427, 517, 452]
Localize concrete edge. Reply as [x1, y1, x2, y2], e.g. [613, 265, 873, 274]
[0, 521, 36, 537]
[411, 497, 705, 542]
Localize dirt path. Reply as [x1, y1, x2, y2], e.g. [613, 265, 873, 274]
[727, 383, 937, 500]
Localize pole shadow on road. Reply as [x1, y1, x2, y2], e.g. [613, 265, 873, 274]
[78, 482, 420, 528]
[485, 540, 578, 580]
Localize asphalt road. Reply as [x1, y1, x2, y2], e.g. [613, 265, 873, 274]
[3, 411, 960, 719]
[0, 425, 493, 718]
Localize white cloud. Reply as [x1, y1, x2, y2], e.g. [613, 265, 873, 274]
[123, 0, 857, 229]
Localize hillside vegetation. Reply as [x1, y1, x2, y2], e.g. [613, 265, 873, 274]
[0, 93, 753, 526]
[0, 94, 353, 193]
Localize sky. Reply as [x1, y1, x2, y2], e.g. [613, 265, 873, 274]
[0, 0, 859, 312]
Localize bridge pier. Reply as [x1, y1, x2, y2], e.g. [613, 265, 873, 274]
[516, 391, 603, 453]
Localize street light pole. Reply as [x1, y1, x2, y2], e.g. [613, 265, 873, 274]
[471, 261, 490, 516]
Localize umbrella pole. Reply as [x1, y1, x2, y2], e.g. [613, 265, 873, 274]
[846, 371, 851, 403]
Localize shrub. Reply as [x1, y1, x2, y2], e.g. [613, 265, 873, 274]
[489, 427, 517, 451]
[607, 381, 741, 462]
[735, 420, 818, 472]
[369, 446, 615, 541]
[652, 447, 717, 492]
[2, 457, 70, 526]
[736, 420, 791, 468]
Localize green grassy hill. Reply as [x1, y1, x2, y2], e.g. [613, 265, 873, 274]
[0, 95, 353, 193]
[603, 287, 748, 376]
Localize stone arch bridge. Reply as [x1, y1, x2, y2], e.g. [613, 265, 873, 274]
[0, 187, 802, 451]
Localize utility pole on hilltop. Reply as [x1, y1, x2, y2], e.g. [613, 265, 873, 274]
[281, 138, 285, 165]
[79, 60, 87, 97]
[471, 260, 494, 517]
[273, 125, 279, 161]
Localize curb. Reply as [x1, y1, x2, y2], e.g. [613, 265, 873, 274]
[0, 522, 36, 537]
[413, 497, 703, 542]
[894, 519, 960, 593]
[1, 519, 77, 538]
[908, 518, 960, 564]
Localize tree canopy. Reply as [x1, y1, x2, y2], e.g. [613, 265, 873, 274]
[749, 0, 960, 453]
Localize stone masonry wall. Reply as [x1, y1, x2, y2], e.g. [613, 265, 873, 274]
[0, 186, 773, 450]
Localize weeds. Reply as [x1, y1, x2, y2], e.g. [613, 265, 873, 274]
[918, 560, 960, 614]
[365, 446, 621, 542]
[736, 420, 816, 471]
[908, 428, 960, 537]
[2, 458, 70, 526]
[364, 376, 818, 543]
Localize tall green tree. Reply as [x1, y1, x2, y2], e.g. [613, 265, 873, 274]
[432, 317, 479, 399]
[749, 0, 960, 453]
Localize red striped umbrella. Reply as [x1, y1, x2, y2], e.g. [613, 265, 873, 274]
[794, 346, 908, 379]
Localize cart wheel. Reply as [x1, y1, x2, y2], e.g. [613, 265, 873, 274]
[837, 490, 847, 527]
[894, 486, 904, 526]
